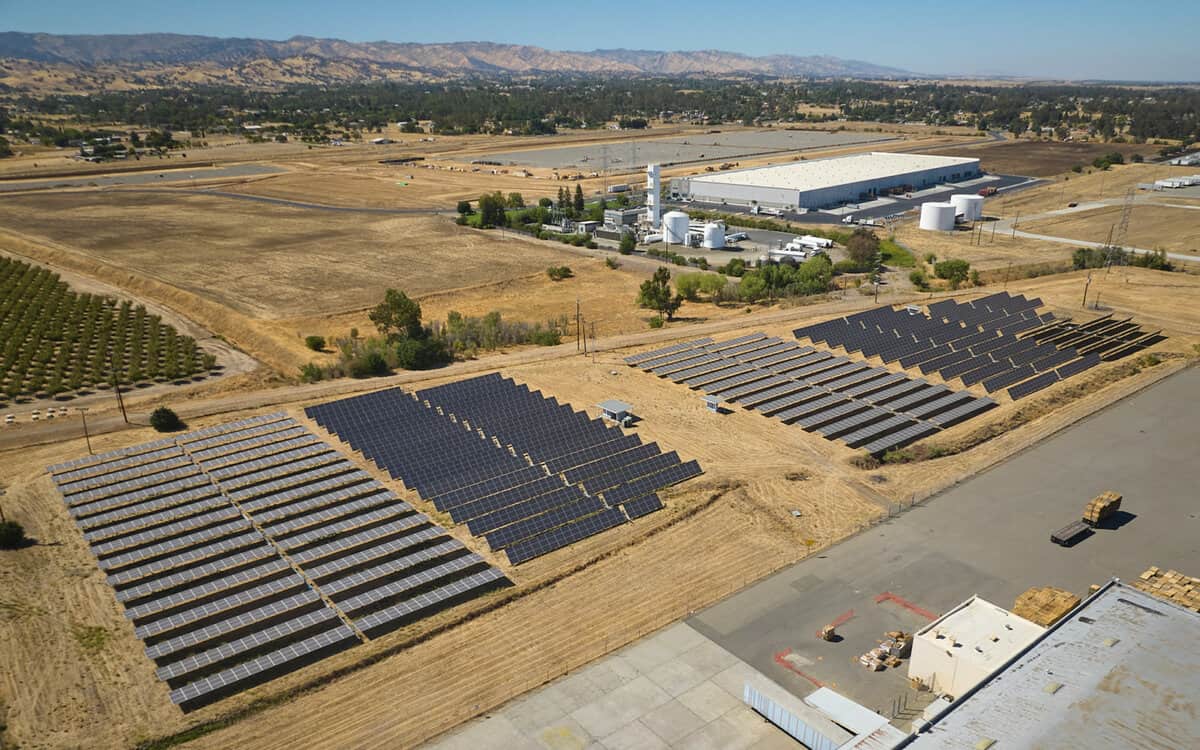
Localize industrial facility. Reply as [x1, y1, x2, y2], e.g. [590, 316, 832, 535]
[670, 152, 982, 211]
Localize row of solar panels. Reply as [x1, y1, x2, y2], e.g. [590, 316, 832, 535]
[626, 334, 995, 455]
[306, 374, 701, 565]
[48, 415, 509, 711]
[793, 295, 1110, 400]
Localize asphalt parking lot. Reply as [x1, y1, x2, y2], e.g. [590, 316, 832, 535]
[688, 366, 1200, 716]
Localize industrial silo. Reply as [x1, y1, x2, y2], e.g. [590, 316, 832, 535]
[702, 222, 725, 249]
[663, 211, 690, 244]
[919, 202, 957, 231]
[950, 194, 984, 221]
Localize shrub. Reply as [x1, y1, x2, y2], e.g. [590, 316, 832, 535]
[529, 329, 562, 346]
[0, 520, 26, 550]
[299, 362, 325, 383]
[605, 257, 620, 270]
[395, 337, 452, 370]
[348, 350, 390, 378]
[834, 259, 869, 274]
[969, 270, 981, 287]
[924, 252, 937, 265]
[934, 258, 971, 288]
[456, 200, 472, 215]
[909, 269, 929, 290]
[304, 335, 326, 351]
[586, 240, 598, 249]
[648, 316, 664, 329]
[619, 233, 637, 254]
[546, 266, 573, 281]
[149, 406, 184, 432]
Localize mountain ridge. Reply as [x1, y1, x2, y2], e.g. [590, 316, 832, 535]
[0, 32, 917, 91]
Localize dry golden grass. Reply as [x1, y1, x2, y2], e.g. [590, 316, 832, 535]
[1019, 204, 1200, 255]
[933, 139, 1158, 177]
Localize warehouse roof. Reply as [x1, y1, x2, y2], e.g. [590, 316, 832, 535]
[913, 595, 1044, 672]
[688, 152, 980, 191]
[905, 580, 1200, 749]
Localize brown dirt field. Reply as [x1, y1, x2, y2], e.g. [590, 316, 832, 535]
[1019, 204, 1200, 255]
[996, 163, 1199, 215]
[892, 222, 1075, 272]
[933, 140, 1157, 177]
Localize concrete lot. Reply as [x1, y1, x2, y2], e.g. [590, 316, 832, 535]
[483, 131, 895, 170]
[688, 366, 1200, 716]
[425, 622, 799, 750]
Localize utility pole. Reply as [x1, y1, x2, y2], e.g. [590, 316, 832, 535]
[77, 406, 92, 454]
[575, 299, 581, 351]
[1003, 261, 1012, 289]
[1082, 272, 1092, 309]
[108, 353, 128, 424]
[1011, 212, 1019, 239]
[590, 321, 597, 364]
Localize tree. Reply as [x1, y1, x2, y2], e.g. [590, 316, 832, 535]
[934, 258, 971, 288]
[506, 192, 525, 209]
[394, 337, 451, 370]
[304, 335, 326, 351]
[369, 289, 423, 339]
[619, 233, 637, 254]
[456, 200, 472, 215]
[0, 520, 26, 550]
[637, 268, 682, 321]
[538, 197, 553, 208]
[149, 407, 184, 432]
[546, 266, 573, 281]
[299, 362, 324, 383]
[477, 191, 507, 227]
[845, 229, 881, 269]
[573, 184, 585, 214]
[0, 136, 12, 159]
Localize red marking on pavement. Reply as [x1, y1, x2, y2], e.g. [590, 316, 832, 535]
[814, 608, 856, 638]
[773, 648, 824, 688]
[875, 592, 938, 621]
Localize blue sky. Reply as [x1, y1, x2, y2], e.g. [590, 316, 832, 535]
[4, 0, 1197, 81]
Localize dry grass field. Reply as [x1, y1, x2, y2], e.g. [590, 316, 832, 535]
[933, 139, 1157, 177]
[1020, 204, 1200, 254]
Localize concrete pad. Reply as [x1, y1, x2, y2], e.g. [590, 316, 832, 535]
[585, 655, 641, 693]
[433, 713, 540, 750]
[676, 639, 741, 680]
[646, 658, 708, 697]
[600, 719, 670, 750]
[543, 670, 610, 715]
[709, 662, 761, 700]
[676, 680, 741, 722]
[674, 715, 757, 750]
[506, 689, 570, 736]
[532, 715, 593, 750]
[570, 675, 673, 738]
[639, 699, 708, 744]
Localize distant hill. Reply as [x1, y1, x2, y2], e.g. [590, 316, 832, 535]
[0, 32, 916, 92]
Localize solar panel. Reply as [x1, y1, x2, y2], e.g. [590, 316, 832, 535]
[982, 364, 1036, 393]
[622, 495, 664, 519]
[1007, 371, 1061, 400]
[1056, 352, 1102, 379]
[928, 398, 997, 428]
[352, 567, 508, 638]
[504, 509, 628, 565]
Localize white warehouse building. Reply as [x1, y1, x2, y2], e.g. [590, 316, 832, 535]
[670, 152, 982, 211]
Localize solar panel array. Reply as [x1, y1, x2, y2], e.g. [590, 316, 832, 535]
[794, 292, 1160, 402]
[625, 333, 994, 455]
[306, 374, 701, 566]
[47, 414, 509, 712]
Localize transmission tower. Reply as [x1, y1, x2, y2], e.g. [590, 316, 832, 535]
[1108, 188, 1135, 268]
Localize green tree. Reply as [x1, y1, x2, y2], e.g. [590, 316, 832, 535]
[538, 197, 553, 208]
[619, 233, 637, 254]
[304, 335, 326, 351]
[149, 407, 184, 432]
[506, 192, 525, 208]
[0, 136, 13, 159]
[299, 362, 325, 383]
[845, 229, 881, 269]
[456, 200, 472, 215]
[573, 184, 585, 214]
[477, 191, 507, 227]
[0, 520, 26, 550]
[369, 289, 423, 339]
[637, 268, 682, 321]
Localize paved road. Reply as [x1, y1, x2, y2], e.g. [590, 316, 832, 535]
[688, 365, 1200, 715]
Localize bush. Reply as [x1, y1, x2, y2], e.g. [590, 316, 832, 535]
[969, 270, 981, 286]
[394, 337, 451, 370]
[934, 258, 972, 288]
[456, 200, 472, 215]
[348, 350, 390, 378]
[909, 269, 929, 290]
[648, 316, 664, 329]
[605, 257, 620, 269]
[299, 362, 325, 383]
[924, 252, 937, 265]
[619, 233, 637, 254]
[529, 329, 562, 346]
[149, 406, 184, 432]
[0, 520, 26, 550]
[834, 259, 870, 274]
[304, 335, 326, 351]
[546, 266, 573, 281]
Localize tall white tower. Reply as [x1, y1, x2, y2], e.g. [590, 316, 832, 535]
[646, 163, 662, 228]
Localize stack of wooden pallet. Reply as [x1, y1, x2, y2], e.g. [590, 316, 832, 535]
[1012, 586, 1080, 626]
[1134, 567, 1200, 612]
[1083, 491, 1122, 525]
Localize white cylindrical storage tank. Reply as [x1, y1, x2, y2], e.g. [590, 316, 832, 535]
[702, 223, 725, 249]
[919, 202, 956, 231]
[950, 194, 984, 221]
[663, 211, 690, 244]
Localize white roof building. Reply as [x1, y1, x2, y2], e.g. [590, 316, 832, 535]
[908, 595, 1044, 699]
